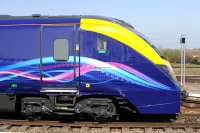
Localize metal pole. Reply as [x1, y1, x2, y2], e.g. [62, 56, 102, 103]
[183, 42, 186, 86]
[180, 35, 186, 87]
[180, 42, 183, 86]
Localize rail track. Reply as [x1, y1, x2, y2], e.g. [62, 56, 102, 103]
[0, 101, 199, 132]
[0, 118, 200, 133]
[0, 102, 199, 132]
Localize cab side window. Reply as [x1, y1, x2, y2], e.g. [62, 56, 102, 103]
[97, 38, 107, 54]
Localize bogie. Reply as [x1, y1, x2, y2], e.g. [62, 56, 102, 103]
[21, 97, 52, 120]
[75, 98, 117, 121]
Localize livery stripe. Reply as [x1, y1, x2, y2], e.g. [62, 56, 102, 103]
[80, 18, 165, 65]
[0, 56, 170, 90]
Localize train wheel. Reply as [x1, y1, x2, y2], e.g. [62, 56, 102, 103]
[94, 102, 117, 121]
[21, 97, 44, 121]
[21, 104, 43, 121]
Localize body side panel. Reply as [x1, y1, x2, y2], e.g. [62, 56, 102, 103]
[0, 25, 41, 94]
[79, 30, 180, 114]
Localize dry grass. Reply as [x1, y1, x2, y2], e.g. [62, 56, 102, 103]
[173, 67, 200, 75]
[172, 63, 200, 68]
[172, 63, 200, 76]
[172, 64, 200, 90]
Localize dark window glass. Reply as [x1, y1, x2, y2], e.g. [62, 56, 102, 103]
[97, 38, 107, 53]
[53, 39, 68, 61]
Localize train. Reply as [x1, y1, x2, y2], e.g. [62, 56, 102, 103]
[0, 15, 181, 120]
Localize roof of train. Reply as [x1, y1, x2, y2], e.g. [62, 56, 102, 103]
[0, 15, 134, 29]
[0, 15, 80, 25]
[0, 15, 165, 65]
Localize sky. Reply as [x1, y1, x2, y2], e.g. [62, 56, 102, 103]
[0, 0, 200, 49]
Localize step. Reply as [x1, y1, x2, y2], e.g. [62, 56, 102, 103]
[41, 88, 78, 94]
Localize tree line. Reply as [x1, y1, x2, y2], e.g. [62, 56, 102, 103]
[161, 48, 200, 64]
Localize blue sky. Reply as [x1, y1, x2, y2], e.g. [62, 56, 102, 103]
[0, 0, 199, 48]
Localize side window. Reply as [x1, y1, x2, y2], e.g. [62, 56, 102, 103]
[53, 38, 69, 61]
[97, 38, 107, 53]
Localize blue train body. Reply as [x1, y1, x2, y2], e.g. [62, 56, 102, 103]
[0, 16, 181, 118]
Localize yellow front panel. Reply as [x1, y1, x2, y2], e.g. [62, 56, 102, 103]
[80, 18, 165, 65]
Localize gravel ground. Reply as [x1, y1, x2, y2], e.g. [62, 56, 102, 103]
[184, 83, 200, 90]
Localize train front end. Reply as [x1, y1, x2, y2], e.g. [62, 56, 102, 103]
[81, 17, 181, 115]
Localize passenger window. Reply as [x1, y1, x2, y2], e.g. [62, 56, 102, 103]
[53, 39, 69, 61]
[97, 38, 107, 53]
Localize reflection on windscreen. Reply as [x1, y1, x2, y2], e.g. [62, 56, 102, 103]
[135, 30, 165, 58]
[114, 18, 165, 59]
[131, 29, 164, 59]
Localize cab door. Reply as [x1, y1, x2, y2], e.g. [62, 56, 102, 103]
[41, 25, 79, 91]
